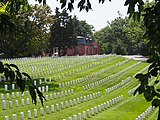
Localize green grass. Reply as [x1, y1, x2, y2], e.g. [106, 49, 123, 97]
[0, 55, 157, 120]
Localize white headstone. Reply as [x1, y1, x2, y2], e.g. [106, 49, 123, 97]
[9, 101, 12, 109]
[28, 110, 31, 119]
[1, 94, 4, 100]
[2, 100, 6, 110]
[68, 90, 71, 95]
[15, 100, 18, 107]
[61, 102, 64, 109]
[40, 107, 44, 116]
[42, 86, 45, 93]
[13, 114, 17, 120]
[4, 85, 8, 91]
[16, 92, 19, 98]
[4, 116, 8, 120]
[70, 100, 73, 107]
[84, 96, 86, 102]
[21, 99, 24, 106]
[34, 109, 37, 118]
[58, 92, 60, 98]
[94, 106, 97, 114]
[26, 98, 30, 105]
[54, 93, 56, 99]
[6, 93, 9, 99]
[66, 101, 69, 108]
[12, 84, 15, 90]
[91, 108, 94, 116]
[73, 115, 77, 120]
[26, 91, 29, 96]
[68, 117, 72, 120]
[50, 94, 52, 100]
[87, 109, 90, 118]
[78, 113, 81, 120]
[51, 105, 54, 113]
[56, 104, 59, 111]
[34, 81, 36, 86]
[46, 106, 49, 114]
[83, 111, 86, 120]
[20, 112, 24, 120]
[12, 92, 14, 99]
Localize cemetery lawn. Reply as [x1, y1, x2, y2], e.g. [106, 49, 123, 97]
[0, 55, 158, 120]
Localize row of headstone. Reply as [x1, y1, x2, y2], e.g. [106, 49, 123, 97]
[2, 98, 31, 110]
[59, 62, 116, 88]
[64, 95, 124, 120]
[81, 59, 140, 91]
[38, 86, 49, 93]
[26, 56, 106, 79]
[30, 56, 113, 83]
[106, 77, 131, 94]
[1, 91, 29, 100]
[128, 84, 140, 96]
[135, 106, 155, 120]
[4, 105, 55, 120]
[4, 84, 16, 91]
[50, 89, 74, 100]
[45, 92, 101, 113]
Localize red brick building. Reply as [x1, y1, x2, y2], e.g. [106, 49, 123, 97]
[66, 36, 100, 56]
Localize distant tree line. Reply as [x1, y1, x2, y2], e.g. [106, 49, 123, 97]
[94, 15, 149, 55]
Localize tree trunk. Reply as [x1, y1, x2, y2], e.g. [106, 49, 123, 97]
[58, 47, 61, 57]
[158, 106, 160, 120]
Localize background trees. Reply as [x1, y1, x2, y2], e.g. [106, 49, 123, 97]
[49, 8, 78, 56]
[0, 4, 53, 57]
[94, 15, 149, 55]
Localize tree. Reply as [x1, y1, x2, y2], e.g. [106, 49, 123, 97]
[0, 4, 53, 57]
[94, 16, 148, 55]
[50, 8, 77, 56]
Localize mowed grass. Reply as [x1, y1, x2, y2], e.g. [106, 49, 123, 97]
[0, 55, 157, 120]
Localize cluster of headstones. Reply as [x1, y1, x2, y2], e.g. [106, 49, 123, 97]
[106, 77, 131, 94]
[1, 91, 29, 100]
[18, 55, 110, 79]
[135, 106, 155, 120]
[1, 89, 73, 110]
[82, 66, 131, 91]
[115, 59, 131, 66]
[3, 92, 101, 120]
[128, 84, 140, 96]
[63, 95, 124, 120]
[46, 89, 74, 100]
[59, 58, 129, 89]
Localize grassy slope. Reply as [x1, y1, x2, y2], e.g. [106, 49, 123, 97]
[0, 55, 157, 120]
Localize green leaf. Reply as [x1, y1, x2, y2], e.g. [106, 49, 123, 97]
[152, 98, 160, 108]
[150, 68, 159, 77]
[4, 68, 9, 80]
[0, 61, 4, 73]
[135, 73, 143, 79]
[22, 72, 31, 80]
[8, 70, 15, 84]
[124, 0, 132, 6]
[157, 89, 160, 92]
[36, 88, 46, 106]
[29, 86, 37, 105]
[10, 64, 19, 71]
[138, 84, 145, 94]
[144, 87, 155, 101]
[155, 80, 159, 84]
